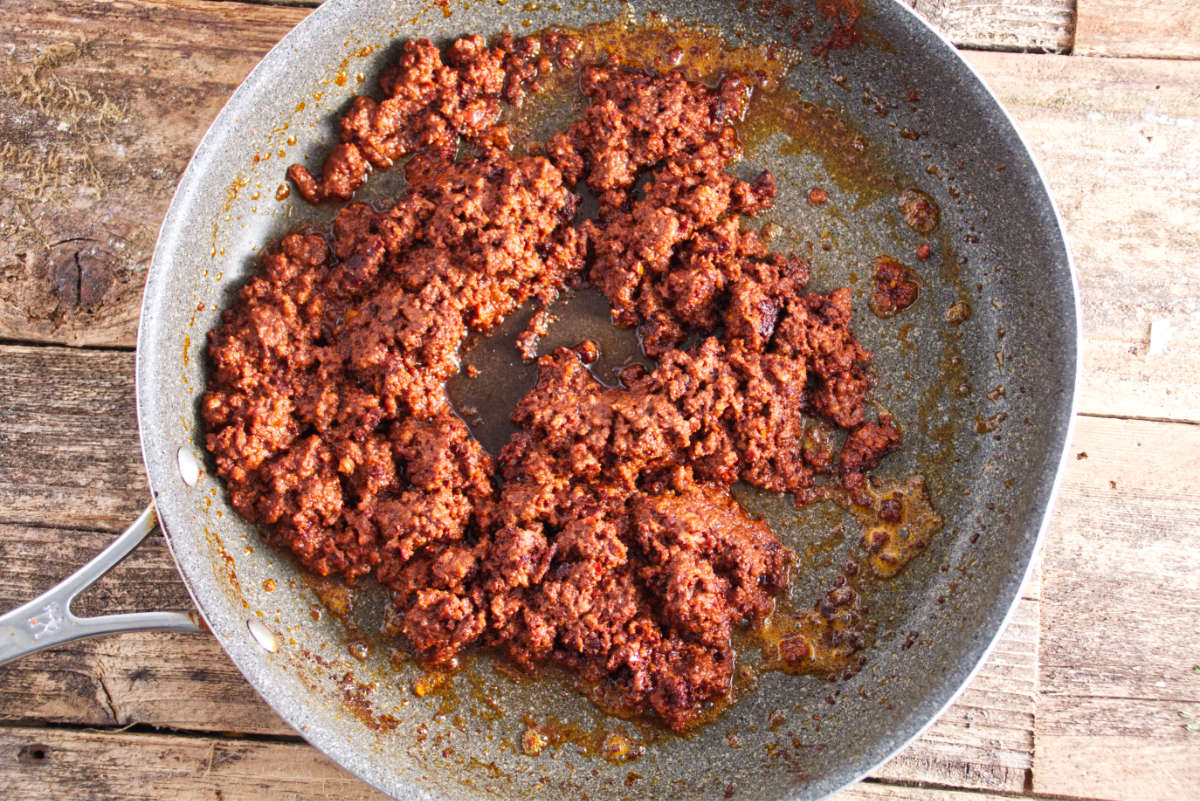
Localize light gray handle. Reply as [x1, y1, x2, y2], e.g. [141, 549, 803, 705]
[0, 505, 204, 665]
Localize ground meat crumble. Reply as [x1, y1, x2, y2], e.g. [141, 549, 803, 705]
[869, 256, 920, 318]
[207, 34, 913, 731]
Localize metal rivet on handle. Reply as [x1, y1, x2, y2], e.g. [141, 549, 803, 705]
[246, 619, 279, 653]
[177, 447, 200, 487]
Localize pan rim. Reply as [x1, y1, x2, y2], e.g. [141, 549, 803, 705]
[135, 1, 1081, 798]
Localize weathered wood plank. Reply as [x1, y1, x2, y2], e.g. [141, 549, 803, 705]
[0, 725, 1034, 801]
[1033, 415, 1200, 800]
[1076, 0, 1200, 59]
[964, 51, 1200, 423]
[0, 726, 388, 801]
[0, 630, 291, 737]
[904, 0, 1075, 52]
[834, 783, 1033, 801]
[0, 524, 191, 617]
[0, 0, 305, 348]
[0, 346, 145, 532]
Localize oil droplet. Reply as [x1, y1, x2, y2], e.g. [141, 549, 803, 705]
[521, 724, 550, 756]
[945, 300, 971, 325]
[852, 475, 943, 579]
[262, 578, 276, 592]
[411, 672, 448, 697]
[276, 183, 291, 201]
[601, 730, 644, 764]
[348, 640, 371, 661]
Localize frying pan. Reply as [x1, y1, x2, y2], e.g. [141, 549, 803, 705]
[0, 0, 1079, 798]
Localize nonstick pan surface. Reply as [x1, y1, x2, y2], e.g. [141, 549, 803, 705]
[135, 1, 1078, 798]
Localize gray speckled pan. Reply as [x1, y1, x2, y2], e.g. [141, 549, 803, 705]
[0, 1, 1078, 798]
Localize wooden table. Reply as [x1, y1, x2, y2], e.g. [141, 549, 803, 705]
[2, 1, 1198, 798]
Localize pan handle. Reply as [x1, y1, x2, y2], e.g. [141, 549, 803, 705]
[0, 504, 204, 666]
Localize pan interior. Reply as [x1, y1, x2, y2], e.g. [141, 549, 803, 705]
[138, 1, 1075, 799]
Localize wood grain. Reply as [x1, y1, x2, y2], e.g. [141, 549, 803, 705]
[835, 784, 1034, 801]
[1076, 0, 1200, 59]
[0, 629, 290, 736]
[0, 0, 304, 348]
[0, 346, 145, 532]
[1033, 415, 1200, 800]
[0, 725, 1034, 801]
[0, 726, 388, 801]
[962, 51, 1200, 424]
[904, 0, 1075, 52]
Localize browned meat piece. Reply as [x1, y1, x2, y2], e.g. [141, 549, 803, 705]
[841, 415, 903, 475]
[288, 33, 582, 202]
[870, 256, 920, 317]
[515, 308, 556, 361]
[802, 420, 838, 473]
[548, 65, 748, 211]
[898, 187, 940, 234]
